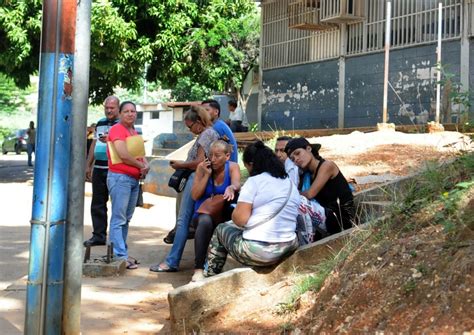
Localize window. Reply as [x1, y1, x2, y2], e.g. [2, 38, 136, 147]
[136, 112, 143, 125]
[151, 111, 160, 119]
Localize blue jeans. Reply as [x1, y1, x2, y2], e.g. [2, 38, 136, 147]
[165, 172, 195, 269]
[107, 172, 139, 259]
[27, 143, 35, 166]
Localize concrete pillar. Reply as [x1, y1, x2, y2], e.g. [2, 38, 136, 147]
[338, 23, 347, 129]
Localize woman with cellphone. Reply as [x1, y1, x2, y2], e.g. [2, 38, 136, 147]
[189, 140, 240, 282]
[150, 106, 219, 273]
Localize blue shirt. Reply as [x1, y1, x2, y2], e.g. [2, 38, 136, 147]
[213, 119, 238, 162]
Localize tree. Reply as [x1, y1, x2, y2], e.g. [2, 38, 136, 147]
[0, 0, 259, 104]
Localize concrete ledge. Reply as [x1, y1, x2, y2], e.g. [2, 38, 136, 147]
[82, 259, 126, 277]
[168, 226, 360, 332]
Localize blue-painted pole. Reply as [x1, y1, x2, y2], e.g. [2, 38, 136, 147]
[25, 0, 77, 334]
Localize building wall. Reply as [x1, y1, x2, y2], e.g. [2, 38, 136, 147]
[261, 40, 463, 129]
[261, 60, 339, 130]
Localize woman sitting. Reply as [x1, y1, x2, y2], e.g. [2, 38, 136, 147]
[285, 137, 356, 238]
[190, 140, 241, 282]
[206, 141, 300, 277]
[149, 106, 219, 273]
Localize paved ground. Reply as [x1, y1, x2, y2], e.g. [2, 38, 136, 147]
[0, 153, 199, 334]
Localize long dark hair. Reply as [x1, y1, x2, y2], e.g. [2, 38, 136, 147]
[243, 141, 287, 179]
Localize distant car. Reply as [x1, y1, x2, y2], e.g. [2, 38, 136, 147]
[2, 129, 28, 154]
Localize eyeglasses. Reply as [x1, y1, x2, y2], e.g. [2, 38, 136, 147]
[187, 122, 196, 130]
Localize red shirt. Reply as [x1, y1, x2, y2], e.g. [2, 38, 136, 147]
[107, 123, 141, 179]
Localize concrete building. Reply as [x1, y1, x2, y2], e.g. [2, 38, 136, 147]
[258, 0, 473, 130]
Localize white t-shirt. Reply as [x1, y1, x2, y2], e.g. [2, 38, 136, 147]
[230, 106, 249, 127]
[239, 173, 300, 243]
[285, 158, 299, 187]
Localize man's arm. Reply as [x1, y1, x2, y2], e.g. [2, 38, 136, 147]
[85, 140, 96, 181]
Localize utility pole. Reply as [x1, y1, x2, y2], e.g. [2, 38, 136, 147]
[25, 0, 77, 333]
[63, 0, 92, 333]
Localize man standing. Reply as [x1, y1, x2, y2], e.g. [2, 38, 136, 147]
[227, 100, 248, 132]
[275, 136, 299, 186]
[202, 99, 238, 162]
[84, 96, 120, 247]
[26, 121, 36, 167]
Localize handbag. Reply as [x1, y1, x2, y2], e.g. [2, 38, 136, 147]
[196, 171, 234, 224]
[196, 194, 228, 224]
[168, 168, 193, 193]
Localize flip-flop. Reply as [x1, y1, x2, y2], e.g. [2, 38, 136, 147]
[149, 263, 177, 273]
[126, 260, 138, 270]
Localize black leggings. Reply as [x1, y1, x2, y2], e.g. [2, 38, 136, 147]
[194, 214, 217, 269]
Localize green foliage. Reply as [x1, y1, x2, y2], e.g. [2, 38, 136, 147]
[172, 77, 211, 101]
[0, 73, 34, 115]
[0, 0, 259, 104]
[403, 279, 417, 295]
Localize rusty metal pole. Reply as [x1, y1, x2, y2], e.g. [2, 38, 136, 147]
[25, 0, 77, 334]
[436, 1, 442, 124]
[62, 0, 92, 333]
[382, 0, 392, 124]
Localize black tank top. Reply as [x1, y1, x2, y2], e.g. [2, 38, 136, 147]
[312, 159, 353, 210]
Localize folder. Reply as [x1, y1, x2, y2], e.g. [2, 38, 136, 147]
[108, 135, 145, 165]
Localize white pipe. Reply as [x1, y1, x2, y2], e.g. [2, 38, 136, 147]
[436, 2, 442, 124]
[382, 1, 391, 123]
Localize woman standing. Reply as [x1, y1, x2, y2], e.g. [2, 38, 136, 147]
[150, 106, 219, 272]
[190, 140, 240, 281]
[285, 137, 355, 236]
[107, 101, 149, 269]
[206, 141, 300, 277]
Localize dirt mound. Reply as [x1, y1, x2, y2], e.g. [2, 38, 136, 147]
[199, 154, 474, 334]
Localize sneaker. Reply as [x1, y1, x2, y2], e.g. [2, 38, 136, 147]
[191, 269, 206, 282]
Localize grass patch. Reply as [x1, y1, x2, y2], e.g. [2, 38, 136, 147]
[277, 152, 474, 316]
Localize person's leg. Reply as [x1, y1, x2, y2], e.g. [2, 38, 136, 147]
[107, 172, 132, 259]
[27, 144, 33, 166]
[89, 168, 109, 242]
[122, 178, 140, 253]
[206, 222, 243, 276]
[194, 214, 214, 269]
[162, 173, 195, 269]
[163, 183, 184, 243]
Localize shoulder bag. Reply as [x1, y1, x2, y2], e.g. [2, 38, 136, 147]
[168, 168, 193, 193]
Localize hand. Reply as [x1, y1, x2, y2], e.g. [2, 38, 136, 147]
[169, 160, 183, 170]
[85, 166, 92, 182]
[98, 134, 107, 143]
[196, 159, 212, 177]
[223, 185, 236, 201]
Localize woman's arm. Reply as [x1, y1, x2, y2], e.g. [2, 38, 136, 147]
[170, 146, 205, 170]
[113, 140, 146, 169]
[231, 202, 252, 227]
[302, 161, 339, 199]
[191, 160, 212, 200]
[223, 162, 241, 201]
[139, 157, 150, 178]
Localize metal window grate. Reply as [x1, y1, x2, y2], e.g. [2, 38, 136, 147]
[262, 0, 463, 70]
[347, 0, 462, 55]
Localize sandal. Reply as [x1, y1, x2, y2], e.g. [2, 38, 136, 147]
[126, 260, 138, 270]
[149, 262, 177, 273]
[128, 256, 140, 265]
[163, 229, 176, 244]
